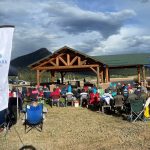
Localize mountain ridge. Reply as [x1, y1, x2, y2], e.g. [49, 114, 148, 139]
[10, 48, 52, 69]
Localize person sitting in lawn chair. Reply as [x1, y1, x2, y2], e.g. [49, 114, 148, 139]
[100, 89, 114, 112]
[80, 89, 89, 107]
[65, 91, 76, 106]
[30, 88, 39, 101]
[23, 98, 47, 123]
[101, 89, 114, 105]
[89, 90, 100, 110]
[24, 99, 44, 133]
[50, 88, 61, 107]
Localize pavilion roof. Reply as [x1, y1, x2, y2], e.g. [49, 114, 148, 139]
[93, 53, 150, 68]
[29, 46, 150, 69]
[29, 46, 105, 68]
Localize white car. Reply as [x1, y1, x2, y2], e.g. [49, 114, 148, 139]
[18, 80, 28, 85]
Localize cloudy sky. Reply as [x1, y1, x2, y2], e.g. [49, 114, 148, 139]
[0, 0, 150, 59]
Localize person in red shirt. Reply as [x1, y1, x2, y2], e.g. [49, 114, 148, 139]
[50, 88, 60, 106]
[9, 89, 13, 97]
[89, 91, 100, 105]
[55, 85, 61, 95]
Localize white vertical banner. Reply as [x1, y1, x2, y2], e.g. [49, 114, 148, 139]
[0, 26, 15, 111]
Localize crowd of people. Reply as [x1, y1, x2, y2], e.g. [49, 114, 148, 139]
[8, 81, 150, 120]
[0, 81, 149, 132]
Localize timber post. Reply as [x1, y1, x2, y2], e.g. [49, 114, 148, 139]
[137, 65, 141, 83]
[97, 66, 100, 88]
[37, 70, 40, 86]
[105, 65, 109, 83]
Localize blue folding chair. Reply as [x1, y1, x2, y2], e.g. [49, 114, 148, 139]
[25, 104, 43, 133]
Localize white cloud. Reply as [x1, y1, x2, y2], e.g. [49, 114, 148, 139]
[89, 26, 150, 55]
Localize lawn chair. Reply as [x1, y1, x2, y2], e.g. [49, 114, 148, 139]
[65, 93, 74, 106]
[129, 99, 144, 122]
[43, 91, 51, 100]
[43, 91, 51, 106]
[113, 96, 124, 113]
[80, 94, 89, 107]
[24, 104, 43, 133]
[8, 97, 23, 124]
[0, 109, 10, 137]
[51, 95, 60, 107]
[101, 96, 113, 113]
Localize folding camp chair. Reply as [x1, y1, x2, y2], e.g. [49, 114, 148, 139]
[65, 93, 75, 106]
[129, 99, 144, 122]
[24, 104, 43, 133]
[0, 109, 10, 137]
[101, 96, 113, 113]
[51, 95, 60, 107]
[8, 97, 23, 125]
[80, 94, 89, 107]
[43, 91, 51, 100]
[113, 96, 124, 113]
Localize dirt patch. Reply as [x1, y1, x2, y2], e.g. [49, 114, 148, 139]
[0, 107, 150, 150]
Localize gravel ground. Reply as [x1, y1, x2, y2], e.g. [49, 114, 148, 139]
[0, 107, 150, 150]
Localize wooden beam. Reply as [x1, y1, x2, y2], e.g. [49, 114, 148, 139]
[90, 67, 97, 74]
[137, 65, 141, 83]
[37, 70, 40, 86]
[105, 65, 109, 83]
[78, 57, 81, 65]
[70, 56, 78, 65]
[36, 58, 55, 68]
[35, 64, 99, 70]
[49, 60, 56, 66]
[31, 55, 66, 69]
[100, 70, 104, 83]
[97, 66, 100, 88]
[59, 56, 68, 66]
[31, 58, 55, 70]
[67, 54, 70, 65]
[56, 57, 59, 66]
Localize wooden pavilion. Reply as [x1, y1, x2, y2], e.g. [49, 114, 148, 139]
[29, 46, 150, 87]
[29, 46, 108, 87]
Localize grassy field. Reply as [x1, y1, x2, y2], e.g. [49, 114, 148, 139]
[0, 106, 150, 150]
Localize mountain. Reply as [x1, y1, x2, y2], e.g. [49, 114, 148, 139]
[10, 48, 52, 69]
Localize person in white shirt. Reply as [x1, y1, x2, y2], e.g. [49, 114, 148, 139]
[80, 89, 88, 107]
[65, 92, 76, 106]
[101, 89, 113, 105]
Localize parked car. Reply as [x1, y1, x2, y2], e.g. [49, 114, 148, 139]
[8, 79, 13, 84]
[8, 79, 17, 84]
[18, 80, 28, 85]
